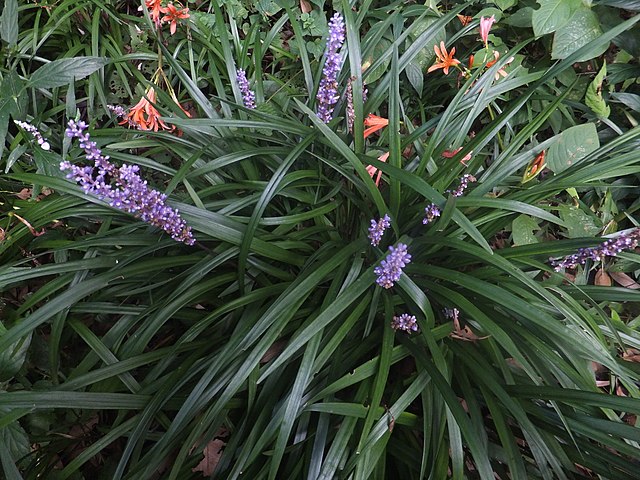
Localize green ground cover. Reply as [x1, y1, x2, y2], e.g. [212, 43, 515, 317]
[1, 0, 640, 478]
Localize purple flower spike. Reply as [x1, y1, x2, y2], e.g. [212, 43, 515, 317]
[236, 69, 256, 109]
[62, 119, 195, 245]
[368, 214, 391, 247]
[14, 120, 51, 151]
[550, 228, 640, 271]
[391, 313, 418, 333]
[448, 173, 477, 197]
[374, 242, 411, 289]
[423, 203, 441, 225]
[316, 12, 346, 123]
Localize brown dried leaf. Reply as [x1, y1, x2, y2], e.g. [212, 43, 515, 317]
[609, 271, 640, 289]
[192, 438, 226, 477]
[622, 349, 640, 363]
[300, 0, 312, 13]
[450, 317, 488, 342]
[16, 188, 32, 200]
[260, 339, 287, 364]
[594, 269, 612, 286]
[12, 213, 45, 236]
[0, 227, 5, 242]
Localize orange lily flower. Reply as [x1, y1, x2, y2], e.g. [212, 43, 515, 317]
[120, 87, 174, 132]
[161, 3, 190, 35]
[363, 114, 389, 139]
[366, 151, 389, 187]
[428, 41, 461, 75]
[144, 0, 163, 26]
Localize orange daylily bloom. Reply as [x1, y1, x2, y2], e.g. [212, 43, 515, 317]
[428, 41, 461, 75]
[366, 151, 389, 187]
[120, 87, 174, 132]
[161, 3, 190, 35]
[144, 0, 163, 26]
[363, 114, 389, 139]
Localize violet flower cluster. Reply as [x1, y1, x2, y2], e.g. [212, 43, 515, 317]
[423, 203, 441, 225]
[14, 120, 50, 151]
[448, 173, 477, 197]
[391, 313, 418, 333]
[549, 229, 640, 271]
[374, 242, 411, 289]
[368, 214, 391, 247]
[61, 119, 195, 245]
[316, 12, 346, 123]
[236, 69, 256, 109]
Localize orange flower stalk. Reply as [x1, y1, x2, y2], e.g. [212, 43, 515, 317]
[366, 151, 389, 187]
[161, 3, 190, 35]
[363, 114, 389, 139]
[428, 41, 461, 75]
[120, 87, 174, 132]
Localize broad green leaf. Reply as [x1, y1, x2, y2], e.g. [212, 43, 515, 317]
[557, 206, 602, 238]
[405, 61, 423, 97]
[362, 38, 392, 84]
[0, 0, 17, 46]
[0, 409, 29, 465]
[551, 7, 606, 61]
[585, 62, 610, 118]
[546, 123, 600, 173]
[27, 57, 110, 89]
[512, 215, 540, 246]
[503, 7, 534, 28]
[610, 92, 640, 113]
[494, 0, 517, 10]
[409, 15, 445, 71]
[0, 322, 31, 382]
[532, 0, 580, 36]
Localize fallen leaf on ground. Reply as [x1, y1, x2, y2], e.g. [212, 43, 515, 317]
[192, 438, 226, 477]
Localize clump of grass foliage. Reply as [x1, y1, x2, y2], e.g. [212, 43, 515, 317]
[2, 0, 640, 478]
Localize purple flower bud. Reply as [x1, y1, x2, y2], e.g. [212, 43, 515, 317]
[447, 173, 476, 197]
[391, 313, 418, 333]
[62, 119, 195, 245]
[549, 228, 640, 271]
[316, 12, 346, 123]
[374, 242, 411, 289]
[236, 69, 256, 109]
[14, 120, 50, 150]
[423, 203, 441, 225]
[368, 214, 391, 246]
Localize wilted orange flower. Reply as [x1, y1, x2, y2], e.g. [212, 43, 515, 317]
[442, 148, 472, 166]
[428, 41, 461, 75]
[366, 151, 389, 187]
[161, 3, 190, 35]
[121, 87, 173, 132]
[457, 14, 473, 27]
[144, 0, 163, 26]
[364, 114, 389, 139]
[486, 51, 513, 80]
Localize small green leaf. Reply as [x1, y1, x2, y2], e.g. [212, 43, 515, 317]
[0, 0, 18, 46]
[0, 323, 32, 382]
[558, 206, 602, 238]
[405, 61, 423, 97]
[0, 409, 30, 464]
[27, 57, 110, 89]
[532, 0, 580, 36]
[512, 215, 540, 246]
[551, 7, 606, 61]
[585, 62, 610, 118]
[546, 123, 600, 173]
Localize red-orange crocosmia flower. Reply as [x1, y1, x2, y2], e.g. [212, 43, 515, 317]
[363, 114, 389, 139]
[486, 51, 513, 80]
[161, 4, 190, 35]
[121, 87, 173, 132]
[428, 41, 461, 75]
[366, 151, 389, 187]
